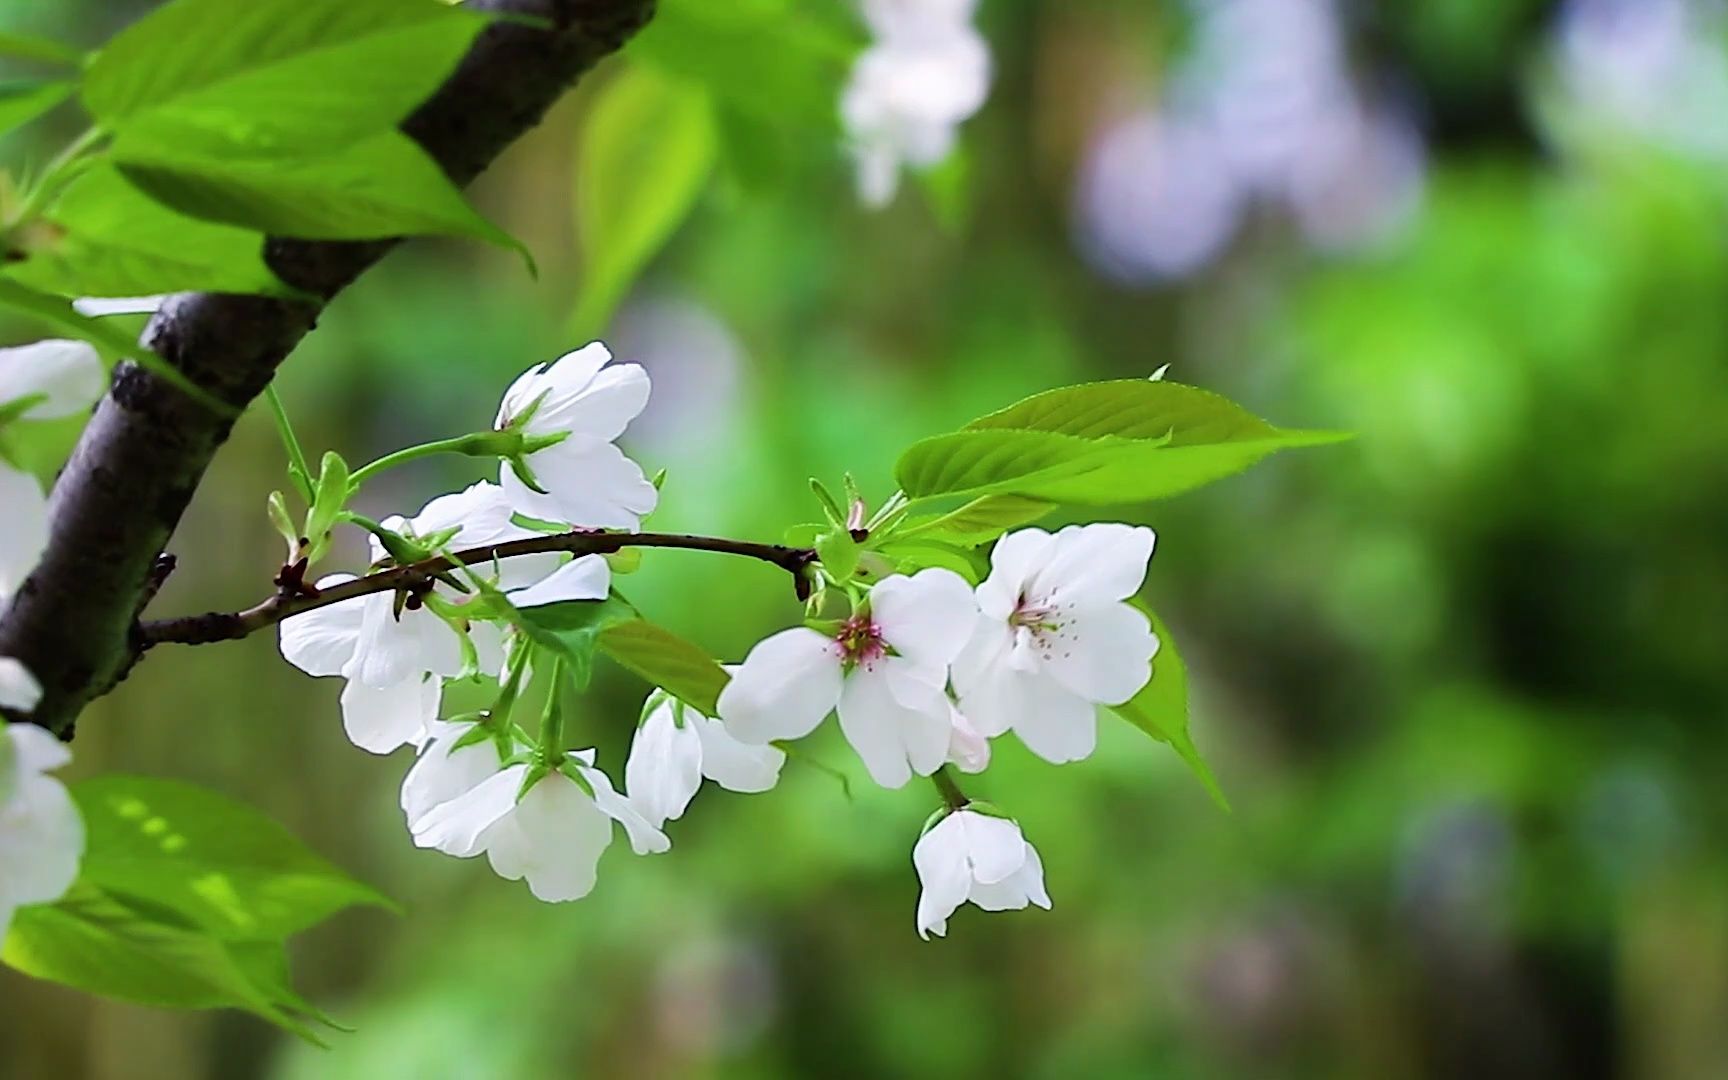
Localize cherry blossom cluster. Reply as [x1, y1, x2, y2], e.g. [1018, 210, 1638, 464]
[257, 341, 1162, 937]
[841, 0, 991, 207]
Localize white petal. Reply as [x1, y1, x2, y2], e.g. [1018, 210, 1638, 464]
[410, 762, 525, 858]
[1039, 602, 1157, 706]
[406, 481, 527, 547]
[576, 759, 669, 855]
[958, 666, 1099, 765]
[71, 295, 167, 317]
[956, 811, 1027, 885]
[0, 658, 42, 713]
[501, 436, 658, 530]
[912, 812, 972, 940]
[0, 774, 84, 906]
[505, 555, 610, 609]
[497, 343, 613, 429]
[624, 696, 704, 829]
[868, 568, 978, 669]
[349, 595, 464, 687]
[276, 575, 362, 677]
[715, 627, 843, 744]
[6, 722, 70, 774]
[691, 711, 785, 793]
[975, 528, 1057, 619]
[969, 842, 1051, 912]
[529, 359, 651, 444]
[482, 771, 613, 902]
[0, 339, 104, 420]
[836, 662, 950, 789]
[0, 464, 49, 600]
[948, 615, 1013, 735]
[400, 723, 504, 828]
[945, 703, 991, 774]
[1032, 523, 1156, 607]
[339, 676, 440, 755]
[468, 619, 507, 678]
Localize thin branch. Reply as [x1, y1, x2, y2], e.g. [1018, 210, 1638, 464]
[139, 532, 817, 647]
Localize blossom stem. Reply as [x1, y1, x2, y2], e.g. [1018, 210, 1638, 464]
[347, 434, 498, 487]
[137, 530, 818, 648]
[932, 766, 970, 811]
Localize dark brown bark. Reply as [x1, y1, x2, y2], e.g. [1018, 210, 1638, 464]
[0, 0, 656, 735]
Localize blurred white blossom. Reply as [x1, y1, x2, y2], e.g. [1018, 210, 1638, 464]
[0, 719, 84, 944]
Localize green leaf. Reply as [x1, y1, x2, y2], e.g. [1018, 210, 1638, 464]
[0, 30, 83, 67]
[896, 380, 1349, 504]
[0, 79, 72, 136]
[513, 594, 641, 689]
[892, 493, 1054, 547]
[70, 775, 393, 941]
[0, 276, 231, 415]
[84, 0, 488, 155]
[630, 0, 859, 133]
[873, 538, 987, 584]
[596, 618, 731, 716]
[3, 884, 336, 1042]
[114, 130, 518, 249]
[1110, 604, 1229, 811]
[571, 63, 718, 338]
[6, 166, 285, 298]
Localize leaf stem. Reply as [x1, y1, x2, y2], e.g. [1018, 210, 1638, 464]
[348, 434, 492, 488]
[932, 766, 970, 811]
[263, 385, 315, 503]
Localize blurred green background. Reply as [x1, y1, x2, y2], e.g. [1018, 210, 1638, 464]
[6, 0, 1728, 1077]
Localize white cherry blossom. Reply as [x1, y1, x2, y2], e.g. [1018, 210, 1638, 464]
[913, 808, 1050, 939]
[410, 747, 668, 902]
[70, 295, 168, 317]
[0, 464, 48, 605]
[953, 524, 1159, 765]
[495, 343, 657, 531]
[944, 701, 990, 774]
[0, 659, 41, 713]
[842, 0, 990, 206]
[0, 720, 85, 945]
[717, 568, 978, 789]
[624, 690, 785, 830]
[0, 339, 105, 422]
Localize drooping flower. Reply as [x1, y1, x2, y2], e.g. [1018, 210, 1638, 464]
[410, 748, 668, 902]
[278, 483, 609, 754]
[952, 524, 1159, 765]
[0, 339, 105, 423]
[841, 0, 991, 207]
[495, 343, 658, 531]
[0, 719, 85, 945]
[913, 807, 1050, 939]
[717, 568, 978, 789]
[624, 690, 785, 830]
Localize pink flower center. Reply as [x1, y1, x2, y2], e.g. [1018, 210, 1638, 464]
[834, 614, 887, 670]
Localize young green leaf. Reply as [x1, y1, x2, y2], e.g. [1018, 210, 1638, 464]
[71, 775, 394, 941]
[512, 594, 641, 689]
[896, 380, 1349, 504]
[1109, 603, 1229, 811]
[0, 30, 83, 67]
[5, 166, 286, 299]
[0, 79, 73, 137]
[571, 63, 718, 338]
[595, 618, 731, 717]
[84, 0, 488, 156]
[115, 130, 520, 248]
[3, 884, 337, 1042]
[814, 526, 861, 583]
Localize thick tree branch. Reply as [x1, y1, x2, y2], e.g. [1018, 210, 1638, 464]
[0, 0, 656, 735]
[139, 532, 817, 647]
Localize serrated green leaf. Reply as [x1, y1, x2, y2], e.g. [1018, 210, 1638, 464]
[1111, 603, 1229, 811]
[115, 129, 518, 247]
[892, 493, 1053, 547]
[571, 63, 718, 338]
[84, 0, 487, 156]
[71, 775, 394, 941]
[2, 884, 337, 1042]
[512, 593, 641, 689]
[874, 538, 987, 584]
[630, 0, 859, 133]
[0, 79, 72, 136]
[0, 30, 83, 67]
[596, 617, 731, 716]
[897, 380, 1349, 504]
[0, 276, 232, 415]
[6, 165, 285, 299]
